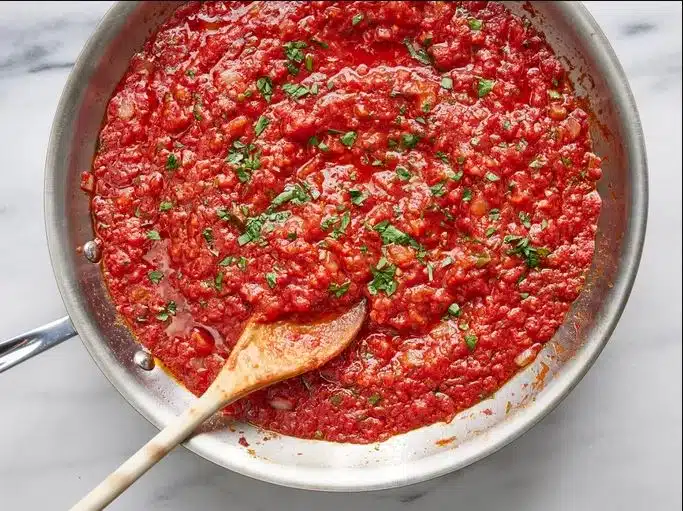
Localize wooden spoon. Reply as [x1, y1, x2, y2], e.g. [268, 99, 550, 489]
[71, 300, 366, 511]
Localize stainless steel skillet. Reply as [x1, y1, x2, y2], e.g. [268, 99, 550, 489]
[0, 1, 647, 492]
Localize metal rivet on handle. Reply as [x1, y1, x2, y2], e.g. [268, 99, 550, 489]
[83, 240, 102, 263]
[133, 350, 155, 371]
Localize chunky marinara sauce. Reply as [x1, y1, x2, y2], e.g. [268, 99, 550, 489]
[83, 1, 602, 443]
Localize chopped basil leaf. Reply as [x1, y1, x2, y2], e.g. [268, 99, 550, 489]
[548, 89, 563, 100]
[451, 170, 464, 181]
[468, 18, 483, 30]
[360, 244, 369, 254]
[485, 226, 497, 238]
[256, 76, 273, 102]
[519, 211, 532, 228]
[219, 256, 235, 266]
[202, 228, 214, 244]
[214, 272, 224, 291]
[372, 159, 384, 167]
[404, 38, 433, 66]
[504, 236, 551, 268]
[396, 166, 411, 181]
[311, 82, 319, 94]
[237, 256, 248, 271]
[330, 394, 343, 406]
[156, 301, 177, 322]
[165, 153, 179, 170]
[265, 272, 277, 289]
[148, 270, 164, 284]
[441, 76, 453, 90]
[340, 131, 357, 147]
[159, 201, 173, 212]
[330, 211, 351, 239]
[368, 393, 382, 406]
[502, 119, 512, 130]
[402, 133, 420, 149]
[520, 292, 530, 299]
[349, 189, 366, 206]
[465, 333, 478, 351]
[430, 181, 447, 197]
[477, 78, 495, 98]
[541, 218, 549, 230]
[282, 82, 310, 99]
[462, 188, 472, 202]
[254, 116, 269, 137]
[226, 140, 260, 183]
[283, 40, 307, 63]
[427, 262, 434, 282]
[352, 13, 364, 26]
[373, 220, 421, 248]
[447, 303, 461, 317]
[310, 38, 329, 49]
[442, 256, 454, 268]
[367, 257, 398, 296]
[489, 208, 500, 220]
[529, 157, 546, 169]
[329, 281, 350, 298]
[146, 230, 161, 241]
[305, 54, 314, 72]
[485, 171, 500, 182]
[415, 116, 427, 125]
[271, 183, 311, 208]
[238, 211, 291, 246]
[435, 151, 450, 164]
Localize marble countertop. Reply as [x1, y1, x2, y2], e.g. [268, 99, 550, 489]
[1, 2, 680, 509]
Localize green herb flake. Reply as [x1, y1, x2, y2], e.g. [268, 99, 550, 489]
[340, 131, 358, 147]
[330, 394, 343, 406]
[489, 208, 500, 220]
[468, 18, 483, 30]
[254, 116, 270, 137]
[214, 272, 224, 291]
[352, 13, 364, 26]
[156, 301, 177, 322]
[465, 333, 478, 351]
[265, 272, 277, 289]
[349, 189, 367, 206]
[237, 257, 248, 271]
[541, 219, 549, 230]
[146, 230, 161, 241]
[441, 76, 453, 90]
[148, 270, 164, 285]
[271, 183, 311, 208]
[368, 393, 382, 406]
[402, 133, 421, 149]
[226, 140, 261, 183]
[502, 119, 512, 130]
[202, 228, 214, 244]
[404, 38, 433, 66]
[311, 38, 329, 49]
[462, 188, 473, 202]
[165, 153, 179, 170]
[519, 211, 532, 228]
[504, 235, 551, 268]
[485, 172, 500, 182]
[256, 76, 273, 102]
[219, 256, 235, 267]
[477, 78, 495, 98]
[422, 102, 432, 113]
[520, 292, 530, 299]
[283, 40, 307, 64]
[374, 221, 421, 249]
[329, 281, 351, 298]
[282, 82, 310, 99]
[485, 226, 497, 238]
[305, 54, 314, 72]
[396, 166, 411, 181]
[367, 257, 398, 296]
[430, 181, 447, 197]
[447, 303, 461, 317]
[331, 211, 351, 239]
[159, 201, 173, 212]
[548, 89, 563, 100]
[427, 262, 434, 282]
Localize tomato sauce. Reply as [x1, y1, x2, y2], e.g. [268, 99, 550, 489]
[84, 1, 602, 443]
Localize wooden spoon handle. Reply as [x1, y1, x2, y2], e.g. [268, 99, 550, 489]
[70, 387, 226, 511]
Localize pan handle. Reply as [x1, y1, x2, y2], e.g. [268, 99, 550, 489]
[0, 317, 77, 374]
